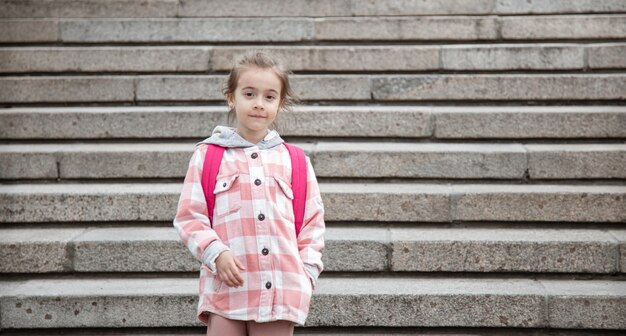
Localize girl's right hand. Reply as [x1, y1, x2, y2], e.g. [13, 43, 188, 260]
[215, 250, 246, 287]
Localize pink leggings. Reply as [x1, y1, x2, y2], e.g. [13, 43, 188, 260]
[206, 313, 295, 336]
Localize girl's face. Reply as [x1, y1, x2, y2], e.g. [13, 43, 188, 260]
[227, 67, 282, 134]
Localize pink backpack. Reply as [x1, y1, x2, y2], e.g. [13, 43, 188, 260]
[201, 143, 307, 237]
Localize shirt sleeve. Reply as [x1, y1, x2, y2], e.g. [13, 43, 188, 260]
[172, 145, 230, 275]
[297, 155, 326, 290]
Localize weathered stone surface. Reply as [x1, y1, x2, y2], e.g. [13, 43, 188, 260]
[433, 106, 626, 139]
[135, 76, 224, 101]
[0, 0, 178, 18]
[0, 106, 227, 139]
[321, 184, 451, 222]
[324, 228, 389, 272]
[0, 19, 57, 42]
[178, 0, 351, 17]
[453, 184, 626, 222]
[441, 44, 584, 70]
[0, 184, 180, 223]
[390, 228, 619, 273]
[0, 278, 198, 328]
[281, 106, 432, 138]
[0, 228, 80, 273]
[499, 15, 626, 40]
[495, 0, 626, 14]
[291, 76, 371, 101]
[72, 227, 197, 272]
[0, 277, 546, 328]
[308, 277, 546, 327]
[0, 46, 211, 73]
[526, 144, 626, 179]
[0, 148, 57, 179]
[59, 18, 314, 42]
[0, 106, 431, 139]
[314, 142, 526, 178]
[608, 230, 626, 273]
[588, 43, 626, 69]
[0, 76, 135, 103]
[315, 17, 497, 41]
[56, 144, 190, 178]
[542, 280, 626, 329]
[372, 74, 626, 101]
[211, 46, 440, 71]
[351, 0, 495, 15]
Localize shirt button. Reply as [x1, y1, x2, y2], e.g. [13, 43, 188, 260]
[254, 178, 262, 186]
[222, 182, 227, 187]
[265, 282, 272, 289]
[258, 213, 265, 221]
[261, 248, 269, 255]
[251, 153, 258, 159]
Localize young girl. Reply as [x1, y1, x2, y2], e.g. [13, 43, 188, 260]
[173, 51, 325, 336]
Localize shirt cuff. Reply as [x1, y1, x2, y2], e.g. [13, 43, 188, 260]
[303, 263, 320, 290]
[201, 240, 230, 275]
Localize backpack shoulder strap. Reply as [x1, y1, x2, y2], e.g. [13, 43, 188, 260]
[201, 144, 225, 227]
[283, 143, 307, 237]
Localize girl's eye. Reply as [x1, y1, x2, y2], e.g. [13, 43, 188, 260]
[266, 95, 275, 100]
[244, 92, 254, 97]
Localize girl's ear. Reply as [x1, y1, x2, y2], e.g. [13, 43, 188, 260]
[226, 93, 234, 108]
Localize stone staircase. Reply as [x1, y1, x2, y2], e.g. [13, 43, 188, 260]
[1, 0, 625, 334]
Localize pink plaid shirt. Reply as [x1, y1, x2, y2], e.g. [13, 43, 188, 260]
[173, 138, 325, 326]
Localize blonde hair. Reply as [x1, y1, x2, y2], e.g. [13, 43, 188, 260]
[222, 51, 298, 131]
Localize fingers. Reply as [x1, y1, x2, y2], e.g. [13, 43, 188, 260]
[218, 257, 245, 288]
[234, 256, 246, 270]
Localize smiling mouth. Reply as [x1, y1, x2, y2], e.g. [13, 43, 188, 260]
[250, 115, 266, 118]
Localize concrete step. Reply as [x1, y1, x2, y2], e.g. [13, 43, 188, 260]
[2, 106, 624, 140]
[2, 142, 625, 180]
[1, 183, 624, 223]
[2, 15, 624, 43]
[2, 44, 625, 73]
[0, 276, 624, 329]
[1, 74, 625, 103]
[3, 0, 626, 18]
[1, 226, 624, 274]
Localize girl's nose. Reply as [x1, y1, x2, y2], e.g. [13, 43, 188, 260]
[253, 98, 264, 110]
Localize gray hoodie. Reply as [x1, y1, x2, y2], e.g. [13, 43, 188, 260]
[196, 125, 284, 149]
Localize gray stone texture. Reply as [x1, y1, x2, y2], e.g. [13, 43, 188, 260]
[390, 228, 619, 273]
[0, 0, 179, 18]
[0, 76, 135, 103]
[588, 43, 626, 69]
[0, 20, 57, 42]
[0, 149, 58, 179]
[371, 75, 626, 101]
[313, 142, 527, 178]
[526, 144, 626, 179]
[351, 0, 495, 15]
[608, 230, 626, 272]
[499, 15, 626, 40]
[542, 280, 626, 329]
[453, 184, 626, 222]
[0, 46, 211, 73]
[441, 44, 584, 70]
[0, 228, 80, 273]
[495, 0, 626, 14]
[2, 106, 623, 140]
[72, 227, 198, 272]
[315, 17, 497, 41]
[59, 18, 313, 42]
[0, 184, 180, 223]
[320, 183, 452, 222]
[0, 106, 227, 139]
[308, 278, 547, 327]
[433, 106, 626, 139]
[211, 46, 440, 71]
[178, 0, 352, 17]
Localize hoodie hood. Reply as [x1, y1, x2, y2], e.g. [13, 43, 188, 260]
[196, 125, 284, 149]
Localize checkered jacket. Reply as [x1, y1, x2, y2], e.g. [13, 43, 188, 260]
[173, 142, 325, 326]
